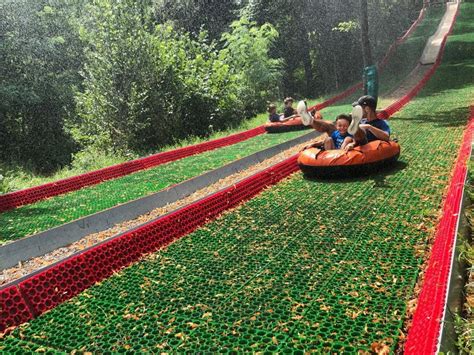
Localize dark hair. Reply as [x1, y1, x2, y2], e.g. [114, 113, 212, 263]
[267, 103, 277, 112]
[284, 97, 294, 104]
[336, 114, 351, 123]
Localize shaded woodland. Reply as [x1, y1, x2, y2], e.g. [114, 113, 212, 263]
[0, 0, 423, 174]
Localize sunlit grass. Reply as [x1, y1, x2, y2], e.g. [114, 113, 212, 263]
[0, 129, 308, 244]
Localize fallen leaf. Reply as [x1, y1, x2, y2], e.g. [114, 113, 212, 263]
[187, 322, 199, 329]
[371, 342, 390, 355]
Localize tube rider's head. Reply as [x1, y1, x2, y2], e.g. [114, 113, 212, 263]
[335, 114, 351, 135]
[353, 95, 377, 120]
[284, 97, 294, 108]
[267, 103, 277, 114]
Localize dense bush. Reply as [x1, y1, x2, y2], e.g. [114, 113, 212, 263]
[220, 16, 283, 116]
[0, 0, 84, 173]
[76, 1, 281, 155]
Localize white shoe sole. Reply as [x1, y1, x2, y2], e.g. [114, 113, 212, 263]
[297, 100, 313, 126]
[348, 105, 363, 135]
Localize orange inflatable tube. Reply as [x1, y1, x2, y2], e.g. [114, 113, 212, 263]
[298, 140, 400, 178]
[264, 113, 322, 133]
[264, 117, 309, 133]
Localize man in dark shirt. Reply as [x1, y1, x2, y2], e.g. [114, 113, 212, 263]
[283, 97, 295, 118]
[304, 95, 390, 149]
[347, 95, 390, 148]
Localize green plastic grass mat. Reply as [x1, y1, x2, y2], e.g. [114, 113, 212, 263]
[319, 6, 445, 120]
[0, 7, 444, 245]
[2, 3, 473, 352]
[0, 129, 310, 245]
[379, 6, 446, 93]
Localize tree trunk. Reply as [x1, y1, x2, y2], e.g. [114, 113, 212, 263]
[300, 28, 314, 97]
[359, 0, 373, 67]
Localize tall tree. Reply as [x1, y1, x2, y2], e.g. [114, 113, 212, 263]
[360, 0, 373, 67]
[0, 0, 85, 173]
[153, 0, 242, 41]
[245, 0, 315, 97]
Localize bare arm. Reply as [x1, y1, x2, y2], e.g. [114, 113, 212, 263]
[360, 124, 390, 141]
[280, 114, 296, 122]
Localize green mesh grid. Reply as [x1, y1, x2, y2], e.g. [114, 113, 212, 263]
[0, 129, 307, 245]
[1, 3, 472, 353]
[0, 8, 445, 246]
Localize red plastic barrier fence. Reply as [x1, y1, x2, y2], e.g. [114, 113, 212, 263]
[0, 126, 265, 213]
[0, 156, 299, 333]
[403, 5, 466, 353]
[0, 285, 33, 333]
[377, 3, 458, 120]
[0, 6, 428, 213]
[404, 104, 473, 354]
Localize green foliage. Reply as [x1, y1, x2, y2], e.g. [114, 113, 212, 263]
[76, 1, 280, 155]
[332, 21, 359, 33]
[246, 0, 422, 95]
[153, 0, 241, 41]
[0, 0, 84, 173]
[74, 0, 158, 153]
[220, 16, 283, 115]
[0, 0, 427, 177]
[0, 173, 11, 194]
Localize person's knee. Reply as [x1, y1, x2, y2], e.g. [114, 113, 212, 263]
[354, 128, 367, 145]
[324, 137, 335, 149]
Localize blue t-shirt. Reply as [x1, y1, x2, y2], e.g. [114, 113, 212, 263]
[330, 130, 352, 149]
[363, 118, 390, 142]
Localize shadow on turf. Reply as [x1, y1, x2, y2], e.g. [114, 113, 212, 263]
[395, 106, 468, 128]
[301, 160, 408, 187]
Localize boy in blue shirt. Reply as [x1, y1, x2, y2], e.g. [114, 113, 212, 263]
[324, 114, 354, 150]
[300, 95, 390, 150]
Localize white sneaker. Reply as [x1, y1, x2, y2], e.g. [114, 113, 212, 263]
[348, 105, 363, 135]
[297, 100, 313, 126]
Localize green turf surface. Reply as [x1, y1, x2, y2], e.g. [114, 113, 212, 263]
[0, 129, 309, 245]
[0, 5, 445, 245]
[2, 3, 473, 352]
[378, 6, 446, 95]
[318, 6, 445, 120]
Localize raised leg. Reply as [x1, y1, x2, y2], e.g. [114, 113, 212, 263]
[353, 128, 368, 146]
[311, 119, 336, 135]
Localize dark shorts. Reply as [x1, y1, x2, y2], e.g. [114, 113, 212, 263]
[358, 135, 369, 146]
